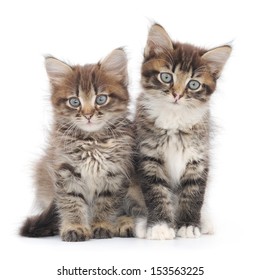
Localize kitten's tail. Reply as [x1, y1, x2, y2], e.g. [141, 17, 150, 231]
[20, 202, 59, 237]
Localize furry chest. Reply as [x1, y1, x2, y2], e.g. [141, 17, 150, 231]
[164, 133, 195, 185]
[78, 143, 114, 179]
[74, 139, 127, 181]
[72, 142, 123, 200]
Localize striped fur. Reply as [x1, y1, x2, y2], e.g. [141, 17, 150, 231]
[135, 24, 231, 239]
[20, 49, 142, 241]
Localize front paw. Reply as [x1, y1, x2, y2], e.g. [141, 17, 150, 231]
[116, 216, 134, 237]
[92, 222, 115, 239]
[177, 225, 201, 238]
[147, 222, 176, 240]
[61, 224, 92, 242]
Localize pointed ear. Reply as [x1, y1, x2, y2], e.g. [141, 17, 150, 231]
[45, 56, 72, 84]
[144, 24, 173, 57]
[202, 45, 232, 78]
[100, 48, 128, 86]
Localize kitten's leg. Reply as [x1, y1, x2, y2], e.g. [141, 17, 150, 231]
[139, 158, 176, 240]
[122, 182, 148, 238]
[176, 161, 208, 238]
[55, 164, 92, 242]
[92, 190, 120, 239]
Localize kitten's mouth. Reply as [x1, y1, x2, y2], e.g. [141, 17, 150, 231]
[85, 120, 101, 127]
[171, 100, 180, 105]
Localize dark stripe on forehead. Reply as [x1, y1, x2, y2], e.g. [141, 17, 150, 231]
[144, 42, 208, 75]
[76, 85, 79, 96]
[179, 56, 192, 72]
[171, 43, 207, 73]
[75, 71, 80, 96]
[90, 69, 97, 94]
[172, 52, 194, 72]
[78, 65, 95, 92]
[93, 82, 98, 95]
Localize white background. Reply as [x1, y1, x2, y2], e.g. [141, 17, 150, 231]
[1, 0, 259, 279]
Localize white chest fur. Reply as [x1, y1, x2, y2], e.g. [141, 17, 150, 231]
[153, 100, 208, 131]
[145, 98, 209, 185]
[164, 132, 194, 185]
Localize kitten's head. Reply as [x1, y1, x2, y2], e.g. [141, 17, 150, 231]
[45, 48, 129, 132]
[142, 24, 231, 108]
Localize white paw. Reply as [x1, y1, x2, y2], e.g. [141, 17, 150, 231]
[177, 225, 201, 238]
[135, 217, 147, 239]
[146, 222, 176, 240]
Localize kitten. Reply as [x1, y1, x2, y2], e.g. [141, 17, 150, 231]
[135, 24, 231, 239]
[20, 48, 138, 241]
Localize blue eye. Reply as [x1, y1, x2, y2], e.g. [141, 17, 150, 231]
[96, 95, 108, 105]
[69, 97, 81, 107]
[160, 72, 173, 83]
[188, 80, 201, 90]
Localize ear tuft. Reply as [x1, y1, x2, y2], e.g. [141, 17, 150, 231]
[144, 23, 173, 57]
[202, 45, 232, 78]
[45, 56, 72, 84]
[100, 48, 128, 85]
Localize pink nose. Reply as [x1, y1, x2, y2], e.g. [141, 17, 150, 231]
[85, 114, 93, 120]
[172, 93, 182, 102]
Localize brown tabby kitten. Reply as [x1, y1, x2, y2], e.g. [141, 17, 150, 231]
[135, 24, 231, 239]
[20, 48, 138, 241]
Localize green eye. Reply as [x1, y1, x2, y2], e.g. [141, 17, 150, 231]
[96, 95, 108, 105]
[69, 97, 81, 107]
[160, 72, 173, 83]
[188, 80, 201, 90]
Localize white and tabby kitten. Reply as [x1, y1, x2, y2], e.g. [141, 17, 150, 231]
[20, 49, 139, 241]
[135, 24, 231, 239]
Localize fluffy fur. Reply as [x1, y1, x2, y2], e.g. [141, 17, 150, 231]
[135, 24, 231, 239]
[20, 49, 142, 241]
